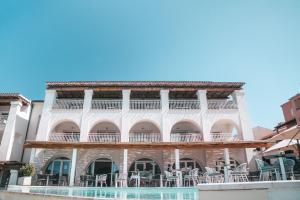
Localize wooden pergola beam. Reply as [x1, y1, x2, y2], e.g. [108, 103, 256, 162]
[24, 141, 272, 149]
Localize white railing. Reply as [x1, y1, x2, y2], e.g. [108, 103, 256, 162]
[129, 133, 161, 142]
[88, 133, 121, 142]
[130, 100, 161, 110]
[91, 99, 122, 110]
[210, 133, 240, 142]
[169, 100, 200, 110]
[171, 133, 203, 142]
[208, 99, 238, 110]
[49, 133, 80, 142]
[0, 115, 8, 126]
[52, 99, 84, 110]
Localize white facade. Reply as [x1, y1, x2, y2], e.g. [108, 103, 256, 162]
[0, 95, 31, 162]
[35, 89, 253, 145]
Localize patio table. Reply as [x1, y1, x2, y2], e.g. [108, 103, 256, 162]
[264, 154, 287, 180]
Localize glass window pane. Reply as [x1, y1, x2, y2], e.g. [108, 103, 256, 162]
[62, 161, 70, 176]
[53, 161, 61, 176]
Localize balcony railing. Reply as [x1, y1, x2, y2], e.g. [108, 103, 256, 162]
[169, 100, 200, 110]
[129, 133, 161, 142]
[130, 100, 161, 110]
[171, 133, 203, 142]
[208, 99, 238, 110]
[49, 133, 80, 142]
[52, 99, 84, 110]
[210, 133, 240, 142]
[88, 133, 121, 142]
[91, 100, 122, 110]
[0, 115, 8, 126]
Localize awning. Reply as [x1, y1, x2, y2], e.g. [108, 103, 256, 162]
[264, 139, 298, 153]
[24, 140, 272, 149]
[270, 126, 300, 141]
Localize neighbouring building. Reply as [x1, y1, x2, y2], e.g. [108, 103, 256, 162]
[0, 93, 31, 186]
[264, 94, 300, 158]
[24, 81, 267, 186]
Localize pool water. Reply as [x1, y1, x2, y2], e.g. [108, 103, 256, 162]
[8, 186, 198, 200]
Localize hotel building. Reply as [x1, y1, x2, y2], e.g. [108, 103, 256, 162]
[23, 81, 266, 186]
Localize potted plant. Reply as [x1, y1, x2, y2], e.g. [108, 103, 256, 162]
[18, 164, 34, 186]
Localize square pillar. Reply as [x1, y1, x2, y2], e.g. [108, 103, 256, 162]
[69, 148, 77, 186]
[198, 90, 210, 141]
[0, 101, 22, 161]
[36, 90, 57, 141]
[80, 90, 93, 141]
[121, 90, 131, 142]
[175, 149, 180, 170]
[224, 148, 230, 183]
[122, 149, 128, 187]
[232, 90, 255, 165]
[161, 90, 170, 142]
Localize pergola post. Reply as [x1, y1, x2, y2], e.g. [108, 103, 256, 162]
[69, 148, 77, 186]
[123, 149, 128, 187]
[175, 149, 182, 186]
[224, 148, 230, 183]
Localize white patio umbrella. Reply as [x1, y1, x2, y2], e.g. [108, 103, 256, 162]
[269, 125, 300, 141]
[264, 139, 298, 153]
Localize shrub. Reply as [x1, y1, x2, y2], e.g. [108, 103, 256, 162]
[20, 164, 35, 177]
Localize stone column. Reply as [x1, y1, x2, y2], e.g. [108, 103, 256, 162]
[121, 90, 131, 142]
[69, 148, 78, 186]
[0, 101, 22, 161]
[80, 90, 93, 141]
[160, 90, 169, 142]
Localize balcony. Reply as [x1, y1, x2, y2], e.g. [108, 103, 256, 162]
[169, 100, 200, 110]
[91, 100, 122, 110]
[0, 115, 8, 127]
[88, 133, 121, 142]
[52, 99, 84, 110]
[49, 133, 80, 142]
[130, 100, 161, 110]
[170, 133, 203, 142]
[129, 133, 161, 142]
[210, 133, 240, 142]
[208, 99, 237, 110]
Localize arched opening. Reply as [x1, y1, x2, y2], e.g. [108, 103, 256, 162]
[128, 158, 161, 186]
[215, 157, 239, 172]
[170, 121, 202, 142]
[45, 157, 71, 185]
[129, 121, 161, 142]
[89, 121, 121, 142]
[210, 119, 241, 141]
[86, 158, 119, 186]
[172, 158, 202, 171]
[50, 121, 80, 141]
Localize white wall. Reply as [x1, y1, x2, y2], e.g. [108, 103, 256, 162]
[22, 102, 44, 163]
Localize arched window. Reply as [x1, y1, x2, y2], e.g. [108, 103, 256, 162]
[215, 157, 239, 172]
[129, 158, 161, 176]
[86, 158, 119, 186]
[172, 158, 202, 171]
[45, 157, 70, 178]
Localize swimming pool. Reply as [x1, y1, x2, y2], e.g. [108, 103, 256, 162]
[7, 186, 198, 200]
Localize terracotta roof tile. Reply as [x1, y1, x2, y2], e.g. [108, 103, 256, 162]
[46, 81, 245, 90]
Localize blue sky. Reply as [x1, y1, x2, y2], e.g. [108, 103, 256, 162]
[0, 0, 299, 129]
